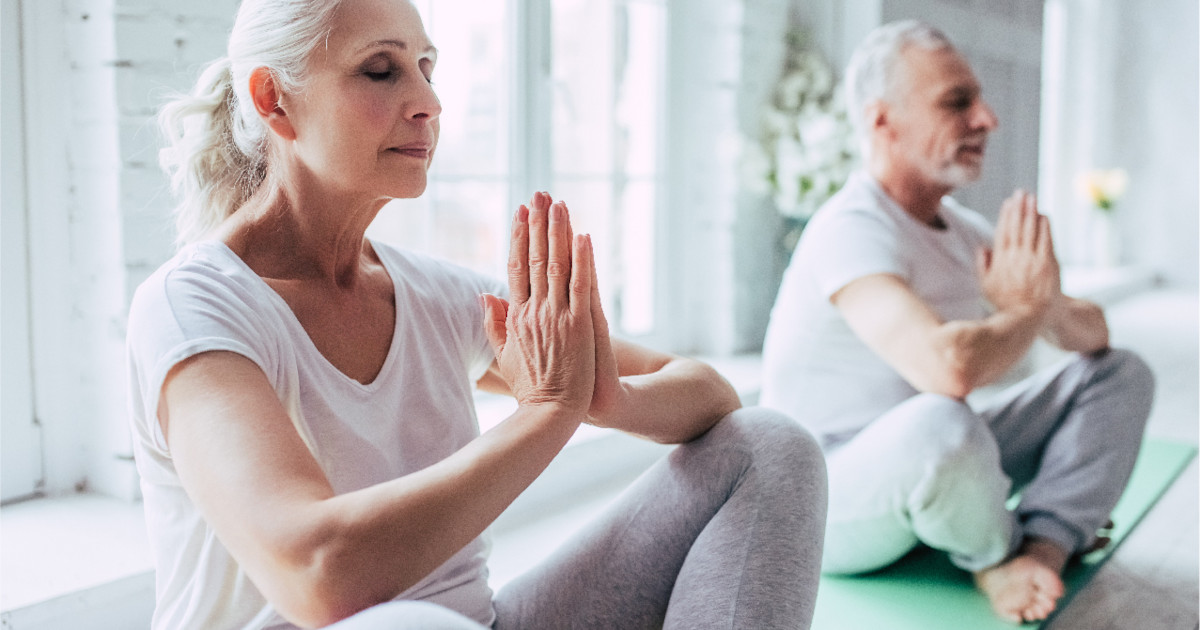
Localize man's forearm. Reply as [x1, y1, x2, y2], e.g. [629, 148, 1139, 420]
[936, 304, 1048, 396]
[1042, 296, 1109, 354]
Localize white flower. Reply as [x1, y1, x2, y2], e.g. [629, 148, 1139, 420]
[741, 28, 858, 223]
[1077, 168, 1129, 212]
[798, 114, 837, 148]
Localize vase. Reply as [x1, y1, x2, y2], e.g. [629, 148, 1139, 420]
[1091, 212, 1121, 267]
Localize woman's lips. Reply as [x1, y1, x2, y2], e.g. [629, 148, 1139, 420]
[390, 147, 431, 159]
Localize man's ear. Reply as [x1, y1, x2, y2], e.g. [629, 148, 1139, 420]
[248, 66, 296, 141]
[867, 101, 890, 136]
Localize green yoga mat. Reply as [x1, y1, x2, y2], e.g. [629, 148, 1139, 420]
[810, 438, 1197, 630]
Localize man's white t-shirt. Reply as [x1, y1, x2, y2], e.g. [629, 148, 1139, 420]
[126, 240, 505, 630]
[761, 171, 994, 445]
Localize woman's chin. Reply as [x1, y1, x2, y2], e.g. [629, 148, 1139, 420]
[378, 177, 429, 200]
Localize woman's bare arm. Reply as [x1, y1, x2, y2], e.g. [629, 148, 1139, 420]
[163, 353, 583, 627]
[165, 194, 596, 628]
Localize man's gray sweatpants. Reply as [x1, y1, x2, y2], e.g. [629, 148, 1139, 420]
[821, 348, 1154, 574]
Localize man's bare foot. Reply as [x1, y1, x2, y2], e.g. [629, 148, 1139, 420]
[974, 538, 1069, 624]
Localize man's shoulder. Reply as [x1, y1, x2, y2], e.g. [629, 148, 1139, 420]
[806, 181, 898, 242]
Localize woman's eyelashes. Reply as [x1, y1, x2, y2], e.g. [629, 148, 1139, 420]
[361, 62, 434, 85]
[363, 65, 396, 82]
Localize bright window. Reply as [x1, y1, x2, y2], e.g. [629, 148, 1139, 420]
[368, 0, 665, 339]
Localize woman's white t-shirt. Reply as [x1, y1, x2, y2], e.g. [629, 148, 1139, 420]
[126, 240, 504, 630]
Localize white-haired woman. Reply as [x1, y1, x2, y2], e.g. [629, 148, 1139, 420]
[127, 0, 827, 628]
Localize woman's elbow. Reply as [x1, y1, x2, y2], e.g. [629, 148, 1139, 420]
[257, 523, 397, 627]
[268, 554, 393, 628]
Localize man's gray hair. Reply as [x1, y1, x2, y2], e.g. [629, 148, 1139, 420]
[844, 20, 956, 154]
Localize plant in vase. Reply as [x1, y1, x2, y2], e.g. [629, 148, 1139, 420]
[741, 28, 858, 256]
[1077, 168, 1128, 266]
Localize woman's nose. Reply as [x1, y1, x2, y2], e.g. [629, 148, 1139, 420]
[408, 78, 442, 121]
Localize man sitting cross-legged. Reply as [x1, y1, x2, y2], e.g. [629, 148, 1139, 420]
[760, 20, 1154, 624]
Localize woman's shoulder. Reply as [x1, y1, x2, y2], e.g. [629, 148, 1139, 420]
[128, 241, 282, 347]
[133, 242, 263, 308]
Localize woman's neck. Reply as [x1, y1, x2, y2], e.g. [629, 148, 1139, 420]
[218, 179, 386, 289]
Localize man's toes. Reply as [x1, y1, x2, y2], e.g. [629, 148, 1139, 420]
[995, 605, 1023, 625]
[1024, 603, 1055, 623]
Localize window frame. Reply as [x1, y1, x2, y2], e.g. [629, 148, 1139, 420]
[1, 0, 43, 503]
[508, 0, 675, 351]
[8, 0, 89, 500]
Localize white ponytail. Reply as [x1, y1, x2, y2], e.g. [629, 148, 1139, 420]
[158, 0, 344, 248]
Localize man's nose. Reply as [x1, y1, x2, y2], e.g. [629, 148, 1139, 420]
[973, 100, 999, 131]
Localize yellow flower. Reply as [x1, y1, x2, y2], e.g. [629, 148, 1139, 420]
[1077, 168, 1129, 212]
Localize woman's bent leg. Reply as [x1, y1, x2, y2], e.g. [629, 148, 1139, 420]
[492, 407, 827, 630]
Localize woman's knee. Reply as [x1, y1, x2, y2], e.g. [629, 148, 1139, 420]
[717, 406, 815, 442]
[714, 407, 824, 466]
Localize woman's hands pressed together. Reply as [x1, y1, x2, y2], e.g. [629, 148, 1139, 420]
[479, 191, 736, 442]
[482, 192, 599, 419]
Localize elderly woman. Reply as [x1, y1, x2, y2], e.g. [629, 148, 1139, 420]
[126, 0, 827, 628]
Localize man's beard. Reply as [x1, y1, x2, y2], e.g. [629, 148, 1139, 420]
[934, 160, 983, 188]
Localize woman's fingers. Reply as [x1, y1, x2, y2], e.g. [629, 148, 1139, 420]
[507, 205, 530, 304]
[547, 202, 574, 309]
[589, 237, 610, 344]
[588, 236, 622, 417]
[527, 193, 551, 302]
[569, 233, 593, 317]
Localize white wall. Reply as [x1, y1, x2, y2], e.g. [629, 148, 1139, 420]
[1109, 0, 1198, 288]
[16, 0, 238, 499]
[675, 0, 792, 354]
[1040, 0, 1198, 288]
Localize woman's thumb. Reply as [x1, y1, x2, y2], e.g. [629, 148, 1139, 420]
[480, 294, 509, 356]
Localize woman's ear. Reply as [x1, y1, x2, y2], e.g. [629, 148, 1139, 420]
[248, 67, 296, 141]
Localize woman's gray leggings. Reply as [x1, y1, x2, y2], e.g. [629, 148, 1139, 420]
[327, 407, 829, 629]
